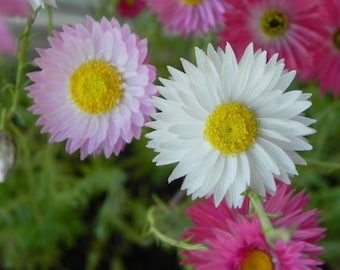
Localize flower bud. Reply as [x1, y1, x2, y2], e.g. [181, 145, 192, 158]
[0, 130, 16, 182]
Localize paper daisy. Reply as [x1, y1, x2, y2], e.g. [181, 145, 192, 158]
[181, 182, 325, 269]
[145, 0, 228, 35]
[27, 16, 157, 159]
[307, 0, 340, 97]
[219, 0, 323, 77]
[146, 43, 314, 207]
[117, 0, 145, 18]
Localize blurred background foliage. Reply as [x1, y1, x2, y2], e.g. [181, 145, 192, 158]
[0, 0, 339, 269]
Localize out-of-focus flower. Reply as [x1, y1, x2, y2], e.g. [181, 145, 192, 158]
[307, 0, 340, 97]
[0, 130, 16, 182]
[146, 43, 314, 207]
[0, 0, 30, 55]
[181, 182, 325, 269]
[117, 0, 145, 18]
[0, 0, 30, 17]
[0, 18, 15, 54]
[145, 0, 228, 36]
[28, 0, 57, 10]
[26, 16, 157, 159]
[219, 0, 323, 79]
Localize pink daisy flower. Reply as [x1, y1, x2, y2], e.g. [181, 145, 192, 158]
[26, 16, 157, 159]
[117, 0, 145, 18]
[219, 0, 323, 78]
[307, 0, 340, 97]
[145, 0, 228, 35]
[181, 182, 325, 269]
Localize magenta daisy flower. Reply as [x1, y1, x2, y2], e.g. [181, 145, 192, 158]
[26, 16, 157, 159]
[219, 0, 323, 77]
[145, 0, 228, 35]
[307, 0, 340, 97]
[181, 182, 325, 269]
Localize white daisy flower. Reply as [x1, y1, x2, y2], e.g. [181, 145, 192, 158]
[146, 43, 315, 208]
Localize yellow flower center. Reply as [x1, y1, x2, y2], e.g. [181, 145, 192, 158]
[240, 250, 274, 270]
[124, 0, 136, 6]
[332, 28, 340, 50]
[69, 60, 124, 114]
[259, 10, 289, 38]
[182, 0, 202, 5]
[204, 102, 258, 155]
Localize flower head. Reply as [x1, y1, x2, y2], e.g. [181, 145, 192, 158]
[117, 0, 145, 18]
[146, 43, 314, 207]
[145, 0, 228, 35]
[307, 0, 340, 97]
[27, 16, 157, 159]
[219, 0, 323, 78]
[181, 182, 325, 269]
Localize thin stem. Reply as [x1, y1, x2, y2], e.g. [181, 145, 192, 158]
[248, 191, 290, 246]
[146, 206, 205, 251]
[305, 158, 340, 171]
[9, 7, 41, 119]
[248, 192, 274, 233]
[46, 5, 53, 36]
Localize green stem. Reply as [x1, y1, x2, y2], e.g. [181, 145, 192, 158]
[248, 191, 290, 246]
[146, 206, 205, 251]
[248, 192, 274, 234]
[305, 158, 340, 171]
[46, 5, 53, 36]
[9, 7, 41, 119]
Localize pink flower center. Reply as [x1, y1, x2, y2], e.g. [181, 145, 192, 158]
[181, 0, 202, 5]
[69, 60, 124, 114]
[259, 10, 288, 38]
[240, 249, 274, 270]
[332, 28, 340, 50]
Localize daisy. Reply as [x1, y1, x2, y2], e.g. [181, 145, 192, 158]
[145, 0, 228, 35]
[146, 43, 315, 207]
[117, 0, 145, 18]
[26, 16, 157, 159]
[307, 0, 340, 97]
[181, 182, 325, 269]
[219, 0, 323, 78]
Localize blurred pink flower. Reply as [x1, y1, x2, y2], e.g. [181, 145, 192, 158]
[146, 0, 228, 36]
[181, 182, 325, 269]
[0, 0, 30, 17]
[26, 16, 157, 159]
[0, 18, 15, 54]
[307, 0, 340, 97]
[219, 0, 323, 79]
[117, 0, 145, 18]
[0, 0, 30, 55]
